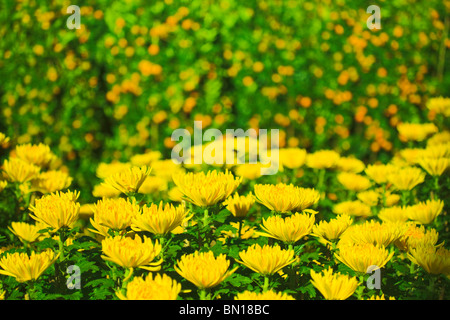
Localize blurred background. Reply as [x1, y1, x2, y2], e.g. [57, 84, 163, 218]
[0, 0, 448, 201]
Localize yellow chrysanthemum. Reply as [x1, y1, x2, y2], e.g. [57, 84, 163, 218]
[29, 190, 80, 231]
[95, 161, 132, 179]
[364, 164, 396, 185]
[378, 206, 409, 223]
[417, 157, 449, 177]
[14, 143, 56, 167]
[406, 199, 444, 224]
[387, 166, 425, 191]
[426, 96, 450, 116]
[223, 192, 255, 218]
[117, 273, 181, 300]
[218, 222, 258, 241]
[408, 245, 450, 275]
[356, 190, 379, 207]
[131, 201, 190, 236]
[332, 200, 372, 218]
[235, 289, 295, 300]
[311, 214, 353, 244]
[237, 244, 296, 276]
[337, 172, 371, 192]
[103, 165, 151, 195]
[174, 251, 237, 290]
[150, 159, 185, 182]
[254, 183, 320, 213]
[279, 148, 307, 169]
[8, 221, 45, 243]
[258, 211, 316, 244]
[2, 158, 40, 183]
[138, 176, 168, 194]
[334, 243, 394, 274]
[130, 150, 162, 167]
[92, 183, 122, 198]
[234, 162, 264, 180]
[310, 267, 359, 300]
[335, 156, 365, 173]
[31, 170, 73, 194]
[427, 131, 450, 147]
[101, 235, 162, 270]
[338, 220, 405, 247]
[89, 197, 141, 236]
[0, 132, 10, 148]
[397, 122, 438, 142]
[395, 223, 441, 252]
[365, 294, 396, 300]
[0, 249, 59, 282]
[173, 170, 242, 208]
[305, 150, 340, 169]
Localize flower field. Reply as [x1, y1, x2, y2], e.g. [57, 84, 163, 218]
[0, 0, 449, 301]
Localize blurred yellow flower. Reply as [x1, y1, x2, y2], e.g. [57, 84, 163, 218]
[132, 201, 190, 236]
[0, 249, 58, 282]
[96, 162, 132, 179]
[387, 166, 425, 191]
[168, 186, 184, 202]
[15, 143, 56, 167]
[0, 180, 7, 192]
[92, 183, 122, 198]
[103, 165, 151, 195]
[335, 243, 394, 274]
[378, 206, 409, 223]
[395, 223, 441, 252]
[138, 176, 168, 194]
[175, 251, 237, 289]
[406, 199, 444, 224]
[0, 132, 10, 148]
[310, 267, 359, 300]
[89, 197, 141, 236]
[364, 164, 396, 184]
[117, 273, 181, 300]
[332, 200, 372, 218]
[426, 96, 450, 116]
[173, 170, 241, 208]
[339, 220, 405, 247]
[130, 150, 162, 166]
[223, 192, 255, 218]
[8, 221, 44, 243]
[306, 150, 340, 169]
[408, 245, 450, 275]
[397, 122, 438, 142]
[234, 163, 263, 180]
[337, 172, 371, 191]
[279, 147, 307, 169]
[31, 170, 73, 194]
[311, 214, 353, 244]
[417, 157, 449, 176]
[427, 131, 450, 147]
[235, 289, 295, 300]
[258, 211, 316, 244]
[29, 190, 80, 231]
[101, 235, 162, 270]
[151, 159, 185, 182]
[254, 183, 320, 213]
[237, 244, 296, 276]
[335, 156, 365, 173]
[2, 158, 40, 183]
[356, 190, 379, 206]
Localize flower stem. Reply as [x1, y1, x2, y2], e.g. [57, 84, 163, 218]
[263, 275, 270, 292]
[199, 288, 210, 300]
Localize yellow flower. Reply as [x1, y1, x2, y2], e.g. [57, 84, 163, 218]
[237, 244, 296, 276]
[2, 158, 40, 183]
[89, 197, 141, 236]
[258, 211, 316, 244]
[8, 221, 44, 243]
[15, 143, 56, 167]
[131, 201, 190, 236]
[335, 156, 365, 173]
[310, 267, 359, 300]
[408, 245, 450, 275]
[234, 163, 263, 180]
[305, 150, 340, 169]
[427, 131, 450, 147]
[223, 192, 255, 218]
[218, 222, 258, 241]
[420, 143, 450, 159]
[92, 183, 122, 198]
[117, 273, 181, 300]
[254, 183, 320, 213]
[397, 122, 438, 142]
[29, 190, 80, 231]
[387, 166, 425, 191]
[417, 157, 449, 177]
[337, 172, 371, 192]
[335, 243, 394, 274]
[101, 235, 162, 270]
[173, 170, 242, 208]
[95, 161, 132, 179]
[339, 220, 405, 247]
[406, 199, 444, 224]
[235, 290, 295, 300]
[378, 206, 409, 223]
[138, 176, 168, 194]
[398, 148, 424, 165]
[356, 190, 379, 206]
[279, 148, 307, 169]
[332, 200, 372, 217]
[168, 186, 184, 202]
[0, 180, 7, 192]
[395, 223, 441, 252]
[311, 214, 353, 244]
[365, 294, 396, 300]
[364, 164, 396, 184]
[130, 150, 162, 166]
[0, 250, 58, 282]
[103, 165, 151, 195]
[174, 251, 237, 289]
[426, 96, 450, 116]
[0, 132, 10, 148]
[150, 159, 185, 182]
[31, 170, 73, 194]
